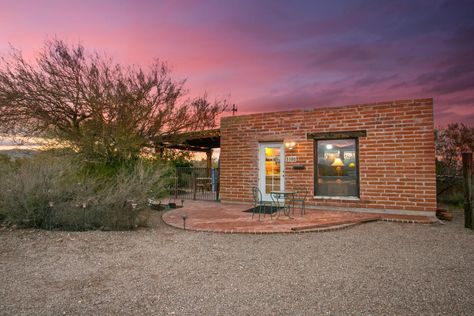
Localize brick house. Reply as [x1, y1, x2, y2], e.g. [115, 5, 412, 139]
[218, 98, 436, 217]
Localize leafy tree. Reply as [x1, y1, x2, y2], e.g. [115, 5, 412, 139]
[0, 39, 226, 164]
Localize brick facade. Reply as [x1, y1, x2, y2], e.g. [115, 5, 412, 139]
[219, 98, 436, 215]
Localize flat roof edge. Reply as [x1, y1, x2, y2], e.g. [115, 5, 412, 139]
[221, 97, 434, 121]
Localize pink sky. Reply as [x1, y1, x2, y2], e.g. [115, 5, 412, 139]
[1, 0, 473, 126]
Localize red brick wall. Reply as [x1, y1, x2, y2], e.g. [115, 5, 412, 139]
[219, 98, 436, 214]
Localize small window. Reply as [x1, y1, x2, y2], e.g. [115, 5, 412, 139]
[315, 139, 359, 197]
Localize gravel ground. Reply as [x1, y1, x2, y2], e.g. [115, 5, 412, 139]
[1, 208, 473, 315]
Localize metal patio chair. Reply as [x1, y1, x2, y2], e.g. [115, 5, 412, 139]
[291, 187, 308, 216]
[251, 187, 267, 221]
[270, 191, 287, 218]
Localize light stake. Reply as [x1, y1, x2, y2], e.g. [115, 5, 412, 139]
[181, 213, 188, 230]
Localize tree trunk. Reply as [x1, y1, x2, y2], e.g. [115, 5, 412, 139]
[462, 152, 473, 229]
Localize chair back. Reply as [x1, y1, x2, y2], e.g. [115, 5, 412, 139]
[295, 187, 309, 200]
[251, 187, 262, 206]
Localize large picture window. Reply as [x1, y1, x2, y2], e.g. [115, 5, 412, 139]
[315, 139, 359, 197]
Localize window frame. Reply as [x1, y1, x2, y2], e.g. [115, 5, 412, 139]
[313, 137, 360, 198]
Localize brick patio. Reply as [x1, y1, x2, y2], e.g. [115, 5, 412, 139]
[162, 200, 437, 234]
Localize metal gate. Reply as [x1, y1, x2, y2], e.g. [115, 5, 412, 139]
[173, 167, 220, 201]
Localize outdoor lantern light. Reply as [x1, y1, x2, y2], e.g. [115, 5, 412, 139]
[284, 141, 296, 150]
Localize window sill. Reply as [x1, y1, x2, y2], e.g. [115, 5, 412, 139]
[313, 196, 360, 201]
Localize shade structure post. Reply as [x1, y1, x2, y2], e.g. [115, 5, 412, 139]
[206, 149, 213, 177]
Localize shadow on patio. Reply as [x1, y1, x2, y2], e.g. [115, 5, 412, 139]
[162, 200, 437, 234]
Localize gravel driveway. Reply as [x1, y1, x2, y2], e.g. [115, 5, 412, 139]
[1, 208, 473, 315]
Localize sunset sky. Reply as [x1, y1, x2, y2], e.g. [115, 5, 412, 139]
[1, 0, 473, 126]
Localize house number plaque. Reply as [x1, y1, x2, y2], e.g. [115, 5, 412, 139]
[285, 156, 297, 163]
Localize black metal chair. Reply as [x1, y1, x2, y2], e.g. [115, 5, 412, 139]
[270, 191, 287, 218]
[251, 187, 266, 221]
[291, 187, 308, 215]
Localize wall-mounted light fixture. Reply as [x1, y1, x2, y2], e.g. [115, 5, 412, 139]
[284, 141, 296, 150]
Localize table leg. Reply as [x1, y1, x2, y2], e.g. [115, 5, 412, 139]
[284, 196, 293, 218]
[289, 194, 295, 218]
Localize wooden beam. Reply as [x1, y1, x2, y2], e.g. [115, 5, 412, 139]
[306, 130, 367, 140]
[165, 129, 220, 141]
[185, 137, 220, 148]
[162, 144, 212, 152]
[206, 149, 212, 177]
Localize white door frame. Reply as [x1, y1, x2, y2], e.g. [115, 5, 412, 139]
[258, 143, 285, 201]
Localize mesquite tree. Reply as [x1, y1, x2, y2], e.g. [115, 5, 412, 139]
[0, 39, 226, 163]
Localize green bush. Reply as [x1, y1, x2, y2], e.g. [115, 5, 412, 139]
[0, 153, 169, 230]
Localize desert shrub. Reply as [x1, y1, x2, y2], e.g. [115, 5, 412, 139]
[0, 153, 169, 230]
[0, 153, 11, 164]
[0, 154, 70, 228]
[0, 155, 9, 222]
[436, 175, 464, 209]
[438, 190, 464, 209]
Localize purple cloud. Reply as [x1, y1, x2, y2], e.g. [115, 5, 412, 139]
[0, 0, 473, 126]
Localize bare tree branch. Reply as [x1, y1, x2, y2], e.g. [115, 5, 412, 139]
[0, 39, 227, 163]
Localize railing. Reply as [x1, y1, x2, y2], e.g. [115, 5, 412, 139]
[172, 167, 219, 201]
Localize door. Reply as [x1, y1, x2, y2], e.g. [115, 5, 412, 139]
[258, 143, 285, 201]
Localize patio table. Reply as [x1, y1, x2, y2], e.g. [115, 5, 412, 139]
[195, 177, 212, 191]
[270, 190, 296, 218]
[193, 177, 212, 200]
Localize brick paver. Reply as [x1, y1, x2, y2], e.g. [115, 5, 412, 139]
[162, 200, 437, 233]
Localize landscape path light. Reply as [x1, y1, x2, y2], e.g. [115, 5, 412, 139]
[181, 213, 188, 230]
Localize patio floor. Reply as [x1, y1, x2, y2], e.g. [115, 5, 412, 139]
[162, 200, 437, 234]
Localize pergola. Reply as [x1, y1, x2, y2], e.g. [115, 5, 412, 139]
[160, 128, 220, 169]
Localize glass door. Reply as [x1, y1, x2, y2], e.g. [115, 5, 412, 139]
[258, 143, 285, 201]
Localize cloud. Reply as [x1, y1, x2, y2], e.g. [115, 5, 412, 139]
[0, 0, 473, 126]
[415, 65, 474, 94]
[353, 75, 399, 87]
